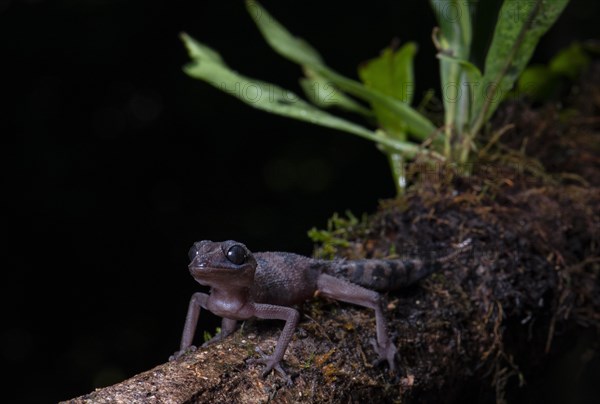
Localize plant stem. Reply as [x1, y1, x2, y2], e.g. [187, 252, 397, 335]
[386, 152, 406, 195]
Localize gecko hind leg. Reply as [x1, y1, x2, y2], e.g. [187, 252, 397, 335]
[316, 273, 398, 372]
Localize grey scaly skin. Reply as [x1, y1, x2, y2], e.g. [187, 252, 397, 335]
[170, 239, 472, 384]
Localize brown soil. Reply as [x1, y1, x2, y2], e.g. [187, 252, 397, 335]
[320, 175, 599, 403]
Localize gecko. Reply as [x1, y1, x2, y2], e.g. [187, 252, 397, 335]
[170, 239, 471, 383]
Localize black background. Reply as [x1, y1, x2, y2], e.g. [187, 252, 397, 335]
[4, 0, 597, 402]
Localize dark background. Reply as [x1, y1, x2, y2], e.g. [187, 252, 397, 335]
[3, 0, 597, 402]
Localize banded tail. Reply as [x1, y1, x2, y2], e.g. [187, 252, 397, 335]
[326, 239, 472, 291]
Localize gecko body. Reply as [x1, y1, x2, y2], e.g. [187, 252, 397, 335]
[171, 239, 470, 383]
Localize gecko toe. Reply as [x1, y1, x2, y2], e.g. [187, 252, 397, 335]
[370, 338, 398, 372]
[169, 345, 197, 361]
[247, 347, 293, 385]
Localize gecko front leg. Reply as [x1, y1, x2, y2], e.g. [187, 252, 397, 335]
[169, 292, 209, 360]
[246, 303, 300, 385]
[316, 273, 398, 371]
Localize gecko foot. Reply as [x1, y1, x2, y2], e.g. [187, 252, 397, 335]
[370, 338, 398, 373]
[169, 345, 197, 361]
[246, 347, 293, 386]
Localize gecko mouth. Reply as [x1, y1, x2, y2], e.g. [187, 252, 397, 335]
[189, 263, 234, 273]
[189, 261, 208, 272]
[189, 262, 252, 274]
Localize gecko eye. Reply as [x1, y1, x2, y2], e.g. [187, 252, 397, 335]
[188, 246, 198, 262]
[226, 244, 247, 265]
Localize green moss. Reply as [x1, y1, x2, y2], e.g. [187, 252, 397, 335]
[307, 211, 367, 259]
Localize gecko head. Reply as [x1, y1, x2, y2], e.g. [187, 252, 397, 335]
[187, 240, 257, 288]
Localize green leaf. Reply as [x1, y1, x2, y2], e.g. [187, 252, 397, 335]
[514, 42, 589, 101]
[245, 0, 437, 141]
[358, 43, 417, 104]
[300, 67, 373, 117]
[180, 32, 226, 66]
[320, 68, 438, 142]
[430, 0, 474, 151]
[358, 43, 418, 140]
[549, 42, 590, 79]
[470, 0, 570, 133]
[180, 33, 421, 156]
[515, 64, 558, 101]
[245, 0, 324, 67]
